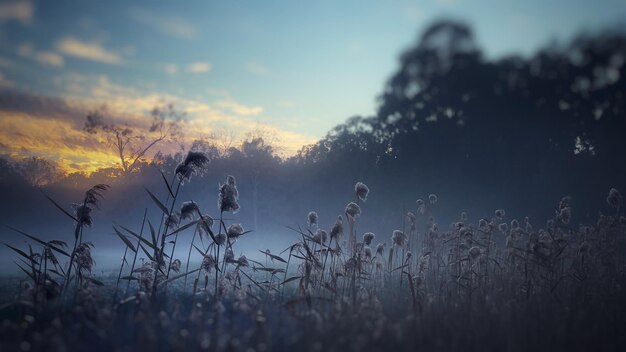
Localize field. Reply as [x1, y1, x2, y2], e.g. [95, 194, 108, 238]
[1, 154, 625, 351]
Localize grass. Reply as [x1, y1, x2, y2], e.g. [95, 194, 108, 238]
[1, 153, 625, 351]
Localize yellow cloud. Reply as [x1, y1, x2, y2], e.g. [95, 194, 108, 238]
[0, 76, 319, 174]
[0, 112, 120, 173]
[215, 100, 263, 116]
[56, 37, 122, 65]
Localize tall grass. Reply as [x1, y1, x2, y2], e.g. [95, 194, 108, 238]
[2, 168, 626, 351]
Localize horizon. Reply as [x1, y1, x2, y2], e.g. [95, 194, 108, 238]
[2, 0, 625, 175]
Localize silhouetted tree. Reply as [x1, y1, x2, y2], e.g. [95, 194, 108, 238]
[84, 103, 184, 175]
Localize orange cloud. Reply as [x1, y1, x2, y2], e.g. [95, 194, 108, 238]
[0, 80, 318, 174]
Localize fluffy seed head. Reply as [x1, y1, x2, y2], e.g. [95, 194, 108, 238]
[355, 182, 369, 201]
[607, 188, 623, 210]
[308, 211, 318, 226]
[201, 254, 216, 272]
[170, 259, 181, 273]
[313, 229, 328, 244]
[345, 202, 361, 219]
[176, 151, 210, 181]
[363, 232, 375, 246]
[330, 216, 343, 239]
[392, 230, 407, 247]
[218, 175, 240, 213]
[180, 201, 200, 220]
[227, 223, 244, 238]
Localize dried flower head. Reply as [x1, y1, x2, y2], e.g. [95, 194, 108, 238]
[511, 219, 519, 230]
[495, 209, 506, 219]
[180, 201, 200, 220]
[313, 229, 328, 244]
[307, 211, 318, 227]
[170, 259, 181, 273]
[218, 175, 240, 214]
[237, 255, 249, 267]
[73, 204, 93, 227]
[607, 188, 623, 210]
[215, 233, 226, 246]
[363, 232, 375, 246]
[227, 223, 244, 239]
[199, 214, 214, 233]
[176, 151, 210, 181]
[201, 254, 216, 272]
[345, 202, 361, 219]
[74, 242, 94, 274]
[499, 223, 508, 233]
[330, 216, 343, 239]
[392, 230, 407, 247]
[428, 194, 438, 204]
[164, 212, 180, 230]
[376, 243, 385, 256]
[461, 212, 468, 221]
[137, 263, 155, 291]
[558, 206, 571, 225]
[355, 182, 369, 201]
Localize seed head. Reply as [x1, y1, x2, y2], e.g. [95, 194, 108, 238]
[355, 182, 369, 201]
[307, 211, 318, 226]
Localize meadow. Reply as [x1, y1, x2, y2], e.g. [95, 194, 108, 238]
[1, 150, 625, 352]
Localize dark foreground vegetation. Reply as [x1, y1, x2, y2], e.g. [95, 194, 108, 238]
[1, 154, 625, 351]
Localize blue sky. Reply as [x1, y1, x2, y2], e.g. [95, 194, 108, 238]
[0, 0, 624, 172]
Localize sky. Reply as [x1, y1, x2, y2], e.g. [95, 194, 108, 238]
[0, 0, 625, 174]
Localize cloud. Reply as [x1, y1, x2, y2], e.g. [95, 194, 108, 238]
[129, 8, 197, 40]
[215, 100, 263, 116]
[0, 81, 318, 173]
[186, 62, 212, 73]
[18, 43, 64, 67]
[35, 51, 64, 67]
[0, 0, 34, 24]
[56, 37, 122, 65]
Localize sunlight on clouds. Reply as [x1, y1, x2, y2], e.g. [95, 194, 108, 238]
[215, 100, 263, 116]
[0, 112, 121, 172]
[0, 74, 318, 173]
[56, 37, 122, 65]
